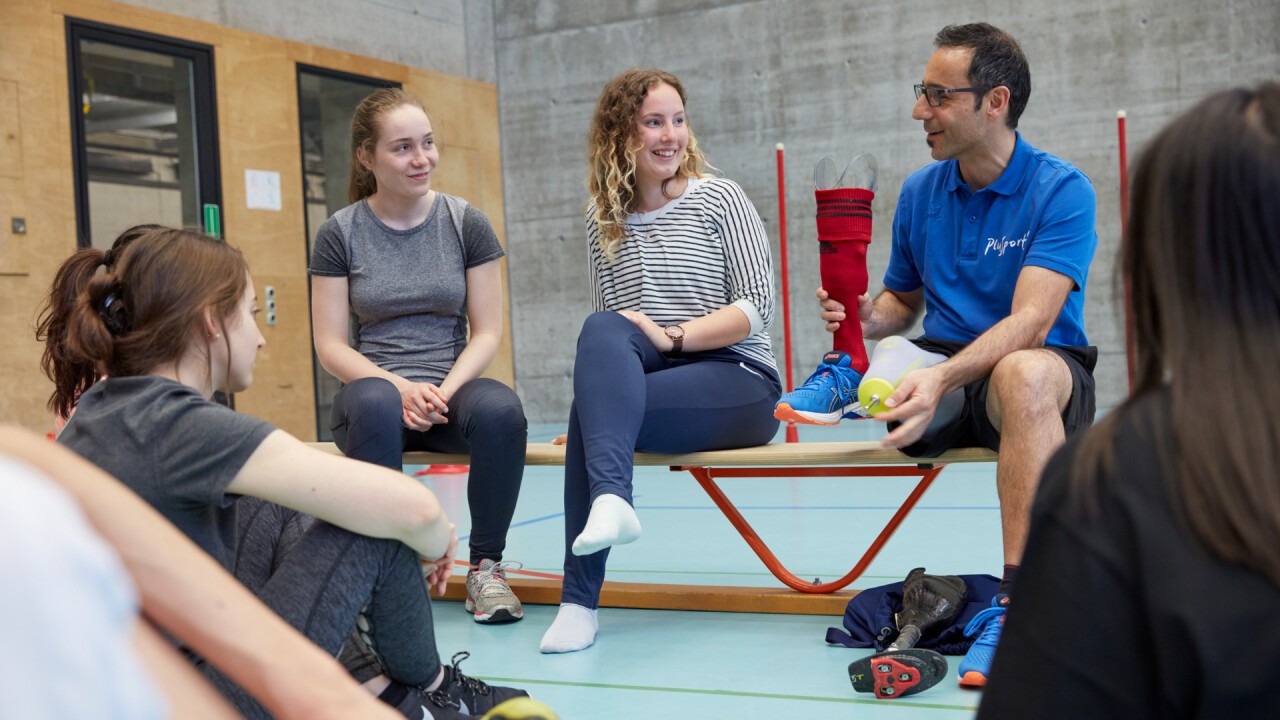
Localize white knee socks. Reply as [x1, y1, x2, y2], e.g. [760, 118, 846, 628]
[571, 493, 642, 556]
[539, 603, 599, 653]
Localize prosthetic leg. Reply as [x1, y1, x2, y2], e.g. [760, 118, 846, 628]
[815, 153, 878, 373]
[889, 567, 967, 651]
[848, 648, 946, 699]
[847, 567, 961, 699]
[772, 153, 879, 426]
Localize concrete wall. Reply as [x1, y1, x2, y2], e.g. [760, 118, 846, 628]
[495, 0, 1280, 422]
[117, 0, 498, 82]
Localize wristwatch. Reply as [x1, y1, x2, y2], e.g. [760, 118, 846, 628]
[664, 324, 685, 354]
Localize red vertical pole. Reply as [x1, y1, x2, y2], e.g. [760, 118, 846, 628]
[776, 143, 798, 443]
[1118, 111, 1134, 394]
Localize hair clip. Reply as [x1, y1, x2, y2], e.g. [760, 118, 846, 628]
[99, 290, 130, 335]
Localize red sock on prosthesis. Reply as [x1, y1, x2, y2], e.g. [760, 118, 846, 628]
[816, 187, 874, 373]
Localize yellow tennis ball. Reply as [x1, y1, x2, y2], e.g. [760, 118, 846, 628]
[480, 697, 560, 720]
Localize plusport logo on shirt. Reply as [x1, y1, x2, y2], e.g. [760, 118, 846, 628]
[984, 231, 1029, 258]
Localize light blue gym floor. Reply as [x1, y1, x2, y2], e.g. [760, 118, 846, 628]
[415, 420, 1001, 719]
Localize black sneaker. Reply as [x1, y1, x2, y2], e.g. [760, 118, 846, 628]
[379, 679, 474, 719]
[848, 648, 948, 699]
[428, 652, 529, 716]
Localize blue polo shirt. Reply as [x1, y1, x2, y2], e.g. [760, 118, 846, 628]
[884, 133, 1096, 347]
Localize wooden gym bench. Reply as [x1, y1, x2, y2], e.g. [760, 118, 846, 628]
[309, 441, 997, 615]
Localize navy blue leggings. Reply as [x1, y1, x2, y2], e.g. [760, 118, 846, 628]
[330, 377, 527, 565]
[561, 311, 781, 608]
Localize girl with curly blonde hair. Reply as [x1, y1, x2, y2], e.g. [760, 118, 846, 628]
[541, 69, 781, 654]
[586, 69, 711, 260]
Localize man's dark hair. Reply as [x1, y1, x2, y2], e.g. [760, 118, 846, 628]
[935, 23, 1030, 129]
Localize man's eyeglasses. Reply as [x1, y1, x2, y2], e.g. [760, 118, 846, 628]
[913, 84, 991, 107]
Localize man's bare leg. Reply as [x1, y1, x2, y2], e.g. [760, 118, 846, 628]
[987, 349, 1073, 568]
[957, 349, 1075, 687]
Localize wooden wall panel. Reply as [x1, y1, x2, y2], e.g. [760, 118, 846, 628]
[0, 0, 508, 437]
[0, 0, 77, 427]
[212, 32, 314, 436]
[292, 45, 407, 88]
[0, 80, 22, 180]
[244, 273, 311, 421]
[0, 177, 29, 276]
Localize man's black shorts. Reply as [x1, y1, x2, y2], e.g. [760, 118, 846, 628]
[893, 337, 1098, 458]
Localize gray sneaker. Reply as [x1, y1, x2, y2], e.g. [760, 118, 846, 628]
[464, 559, 523, 624]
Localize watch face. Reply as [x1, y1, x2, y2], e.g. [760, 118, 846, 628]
[666, 325, 684, 339]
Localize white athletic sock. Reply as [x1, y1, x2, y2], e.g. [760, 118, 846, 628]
[539, 603, 599, 653]
[571, 493, 642, 556]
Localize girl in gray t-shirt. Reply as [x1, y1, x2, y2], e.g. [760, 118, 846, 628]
[310, 88, 527, 626]
[46, 227, 527, 718]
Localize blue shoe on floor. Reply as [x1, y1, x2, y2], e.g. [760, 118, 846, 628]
[773, 351, 865, 425]
[957, 594, 1009, 687]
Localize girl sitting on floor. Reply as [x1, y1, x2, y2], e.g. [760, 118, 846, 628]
[45, 227, 527, 719]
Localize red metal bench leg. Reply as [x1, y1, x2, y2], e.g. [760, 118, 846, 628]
[684, 465, 945, 594]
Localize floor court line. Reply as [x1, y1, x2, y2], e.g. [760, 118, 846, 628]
[478, 676, 980, 712]
[514, 567, 910, 580]
[457, 500, 976, 582]
[456, 503, 995, 542]
[634, 504, 999, 511]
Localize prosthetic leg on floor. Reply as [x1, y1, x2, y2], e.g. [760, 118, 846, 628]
[847, 567, 962, 699]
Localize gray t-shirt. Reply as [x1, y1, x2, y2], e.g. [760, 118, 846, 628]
[58, 376, 276, 571]
[309, 195, 505, 385]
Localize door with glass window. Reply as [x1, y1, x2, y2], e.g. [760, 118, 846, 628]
[67, 20, 221, 248]
[67, 21, 229, 405]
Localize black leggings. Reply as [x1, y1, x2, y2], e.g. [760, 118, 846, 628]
[331, 376, 527, 565]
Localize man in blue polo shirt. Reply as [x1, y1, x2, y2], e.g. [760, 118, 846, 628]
[798, 22, 1099, 687]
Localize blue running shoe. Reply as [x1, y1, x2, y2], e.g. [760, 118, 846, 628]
[773, 351, 865, 425]
[957, 594, 1009, 687]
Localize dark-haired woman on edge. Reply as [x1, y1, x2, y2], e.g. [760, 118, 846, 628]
[979, 83, 1280, 718]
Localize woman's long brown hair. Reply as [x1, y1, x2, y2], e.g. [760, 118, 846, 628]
[36, 224, 160, 418]
[40, 227, 249, 415]
[1072, 83, 1280, 586]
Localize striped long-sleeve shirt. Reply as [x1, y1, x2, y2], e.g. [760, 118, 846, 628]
[587, 177, 777, 373]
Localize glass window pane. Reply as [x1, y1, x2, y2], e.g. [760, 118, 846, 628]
[80, 40, 200, 249]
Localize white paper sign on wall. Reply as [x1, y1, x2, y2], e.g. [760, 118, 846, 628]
[245, 169, 282, 211]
